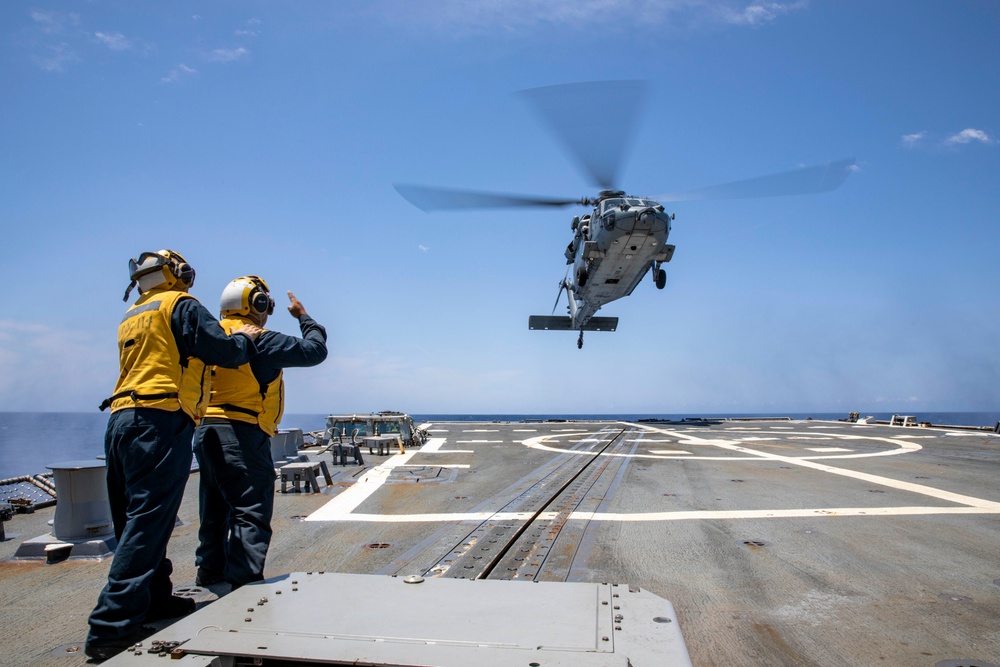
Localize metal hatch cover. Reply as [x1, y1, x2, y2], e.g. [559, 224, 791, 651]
[105, 572, 691, 666]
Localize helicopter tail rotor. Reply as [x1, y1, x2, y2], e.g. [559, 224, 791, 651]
[551, 267, 571, 314]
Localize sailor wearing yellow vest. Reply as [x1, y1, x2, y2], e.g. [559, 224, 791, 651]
[193, 275, 328, 589]
[87, 251, 262, 662]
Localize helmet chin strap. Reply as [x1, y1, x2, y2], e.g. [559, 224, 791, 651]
[123, 280, 138, 302]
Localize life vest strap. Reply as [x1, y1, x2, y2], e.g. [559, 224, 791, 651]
[99, 390, 179, 412]
[217, 403, 259, 418]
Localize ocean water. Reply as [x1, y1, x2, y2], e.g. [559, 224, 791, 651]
[1, 411, 997, 480]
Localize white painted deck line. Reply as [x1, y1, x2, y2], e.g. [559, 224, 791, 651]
[306, 427, 1000, 523]
[397, 464, 470, 469]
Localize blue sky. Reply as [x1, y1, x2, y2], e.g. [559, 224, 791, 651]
[1, 1, 998, 415]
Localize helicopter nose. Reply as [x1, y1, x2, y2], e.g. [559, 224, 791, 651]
[636, 209, 657, 231]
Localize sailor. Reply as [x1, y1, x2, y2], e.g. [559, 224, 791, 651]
[193, 276, 327, 589]
[87, 250, 262, 662]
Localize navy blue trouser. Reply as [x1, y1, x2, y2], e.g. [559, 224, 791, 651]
[88, 408, 193, 644]
[193, 419, 274, 588]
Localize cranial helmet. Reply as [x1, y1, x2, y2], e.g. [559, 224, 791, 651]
[123, 249, 196, 301]
[220, 275, 275, 319]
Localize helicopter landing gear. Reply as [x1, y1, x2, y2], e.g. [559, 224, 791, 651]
[577, 330, 584, 349]
[653, 263, 667, 290]
[575, 265, 589, 288]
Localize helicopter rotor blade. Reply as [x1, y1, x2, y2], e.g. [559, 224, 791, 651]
[516, 80, 650, 191]
[394, 184, 585, 212]
[658, 158, 856, 202]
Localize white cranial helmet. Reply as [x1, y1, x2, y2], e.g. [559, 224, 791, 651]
[123, 249, 195, 301]
[220, 275, 274, 318]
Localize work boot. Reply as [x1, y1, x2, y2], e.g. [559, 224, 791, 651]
[145, 595, 196, 621]
[195, 569, 225, 586]
[84, 626, 156, 662]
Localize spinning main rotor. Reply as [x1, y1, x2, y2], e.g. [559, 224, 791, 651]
[394, 80, 854, 214]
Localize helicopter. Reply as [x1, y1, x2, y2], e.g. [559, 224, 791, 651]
[395, 81, 854, 348]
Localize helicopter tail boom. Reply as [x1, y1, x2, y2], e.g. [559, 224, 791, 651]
[528, 316, 619, 332]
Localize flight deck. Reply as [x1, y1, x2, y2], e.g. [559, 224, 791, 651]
[2, 418, 998, 666]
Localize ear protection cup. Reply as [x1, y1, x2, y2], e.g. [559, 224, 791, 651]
[159, 250, 195, 288]
[250, 288, 274, 316]
[247, 276, 275, 316]
[174, 262, 196, 288]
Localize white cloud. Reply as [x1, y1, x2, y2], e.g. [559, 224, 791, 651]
[719, 1, 807, 26]
[161, 64, 197, 83]
[419, 244, 429, 252]
[236, 18, 262, 37]
[945, 128, 992, 146]
[27, 11, 81, 71]
[370, 0, 807, 33]
[94, 31, 131, 51]
[208, 47, 249, 63]
[32, 43, 77, 72]
[901, 131, 926, 147]
[30, 10, 79, 34]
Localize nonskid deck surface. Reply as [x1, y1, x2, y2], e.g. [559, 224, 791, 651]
[1, 419, 999, 666]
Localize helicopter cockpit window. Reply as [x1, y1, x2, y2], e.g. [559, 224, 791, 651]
[601, 199, 623, 213]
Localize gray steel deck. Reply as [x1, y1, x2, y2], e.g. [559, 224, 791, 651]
[1, 418, 998, 666]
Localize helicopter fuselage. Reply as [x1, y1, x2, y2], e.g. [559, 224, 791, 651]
[563, 194, 675, 327]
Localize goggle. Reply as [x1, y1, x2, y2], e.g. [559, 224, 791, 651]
[123, 250, 189, 302]
[128, 252, 168, 280]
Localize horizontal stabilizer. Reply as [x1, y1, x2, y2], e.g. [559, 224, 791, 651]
[528, 316, 619, 332]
